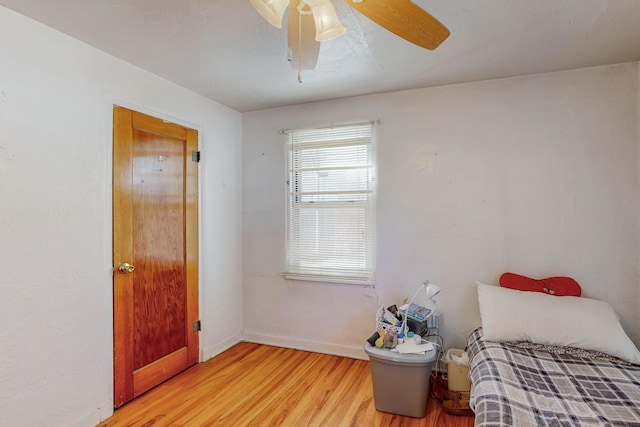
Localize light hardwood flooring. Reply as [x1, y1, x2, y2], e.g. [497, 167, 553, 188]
[99, 342, 475, 426]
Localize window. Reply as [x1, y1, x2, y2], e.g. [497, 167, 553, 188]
[284, 123, 375, 284]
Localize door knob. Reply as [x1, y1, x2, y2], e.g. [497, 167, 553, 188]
[118, 263, 135, 274]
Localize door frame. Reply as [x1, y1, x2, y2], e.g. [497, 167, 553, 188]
[112, 106, 199, 407]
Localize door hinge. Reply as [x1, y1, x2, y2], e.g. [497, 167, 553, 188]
[192, 150, 201, 163]
[192, 320, 201, 333]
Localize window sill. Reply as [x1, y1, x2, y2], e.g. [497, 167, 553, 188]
[282, 273, 375, 287]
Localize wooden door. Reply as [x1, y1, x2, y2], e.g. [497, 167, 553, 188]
[112, 106, 199, 407]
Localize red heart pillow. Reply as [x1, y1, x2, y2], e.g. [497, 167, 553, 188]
[499, 272, 581, 297]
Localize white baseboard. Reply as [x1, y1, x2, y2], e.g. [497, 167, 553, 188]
[242, 331, 368, 360]
[200, 333, 242, 362]
[72, 399, 112, 427]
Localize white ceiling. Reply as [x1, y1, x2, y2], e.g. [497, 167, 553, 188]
[2, 0, 640, 112]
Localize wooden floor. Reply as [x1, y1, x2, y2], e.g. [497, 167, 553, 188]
[99, 342, 475, 427]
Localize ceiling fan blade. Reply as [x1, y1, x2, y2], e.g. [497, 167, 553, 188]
[288, 0, 321, 70]
[344, 0, 450, 50]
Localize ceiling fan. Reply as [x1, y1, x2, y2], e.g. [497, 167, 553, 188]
[250, 0, 450, 81]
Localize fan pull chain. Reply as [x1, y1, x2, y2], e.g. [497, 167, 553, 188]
[298, 7, 303, 83]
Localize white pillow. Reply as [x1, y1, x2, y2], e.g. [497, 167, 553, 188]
[476, 282, 640, 364]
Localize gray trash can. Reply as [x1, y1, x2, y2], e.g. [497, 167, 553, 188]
[364, 343, 437, 418]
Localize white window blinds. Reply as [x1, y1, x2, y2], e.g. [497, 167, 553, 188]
[285, 123, 375, 284]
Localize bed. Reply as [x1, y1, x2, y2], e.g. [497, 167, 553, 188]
[468, 327, 640, 426]
[468, 280, 640, 427]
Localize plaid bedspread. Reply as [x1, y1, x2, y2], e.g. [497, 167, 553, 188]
[467, 327, 640, 427]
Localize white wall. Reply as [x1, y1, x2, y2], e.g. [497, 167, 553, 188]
[637, 64, 640, 343]
[0, 6, 242, 427]
[242, 62, 640, 359]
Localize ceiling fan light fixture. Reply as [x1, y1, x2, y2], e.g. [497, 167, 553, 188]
[250, 0, 290, 28]
[305, 0, 346, 42]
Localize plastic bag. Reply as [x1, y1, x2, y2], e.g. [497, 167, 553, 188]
[442, 348, 469, 366]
